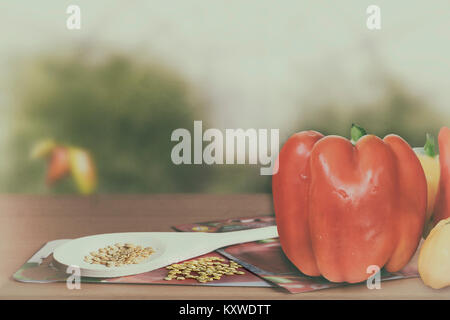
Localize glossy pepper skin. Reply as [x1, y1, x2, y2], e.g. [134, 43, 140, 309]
[273, 131, 427, 283]
[433, 127, 450, 225]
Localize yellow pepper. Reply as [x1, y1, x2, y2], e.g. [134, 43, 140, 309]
[414, 134, 440, 237]
[418, 217, 450, 289]
[69, 147, 97, 195]
[30, 138, 57, 159]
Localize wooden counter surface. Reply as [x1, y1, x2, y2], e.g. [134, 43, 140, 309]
[0, 194, 448, 299]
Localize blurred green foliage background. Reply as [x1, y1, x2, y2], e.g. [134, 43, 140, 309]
[297, 78, 447, 149]
[1, 2, 450, 194]
[4, 54, 215, 193]
[1, 53, 448, 194]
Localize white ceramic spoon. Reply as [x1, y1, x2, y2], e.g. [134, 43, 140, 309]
[53, 226, 278, 278]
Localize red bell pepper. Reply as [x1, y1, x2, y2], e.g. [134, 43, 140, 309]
[272, 126, 427, 283]
[433, 126, 450, 225]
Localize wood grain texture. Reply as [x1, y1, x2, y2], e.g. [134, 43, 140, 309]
[0, 194, 448, 300]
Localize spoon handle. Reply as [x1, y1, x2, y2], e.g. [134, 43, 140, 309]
[207, 226, 278, 249]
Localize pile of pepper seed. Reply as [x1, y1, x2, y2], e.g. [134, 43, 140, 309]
[164, 256, 245, 283]
[84, 243, 155, 267]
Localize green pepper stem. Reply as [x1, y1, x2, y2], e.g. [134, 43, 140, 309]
[350, 123, 367, 144]
[423, 133, 437, 157]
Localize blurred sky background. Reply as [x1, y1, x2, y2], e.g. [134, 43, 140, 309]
[0, 1, 449, 193]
